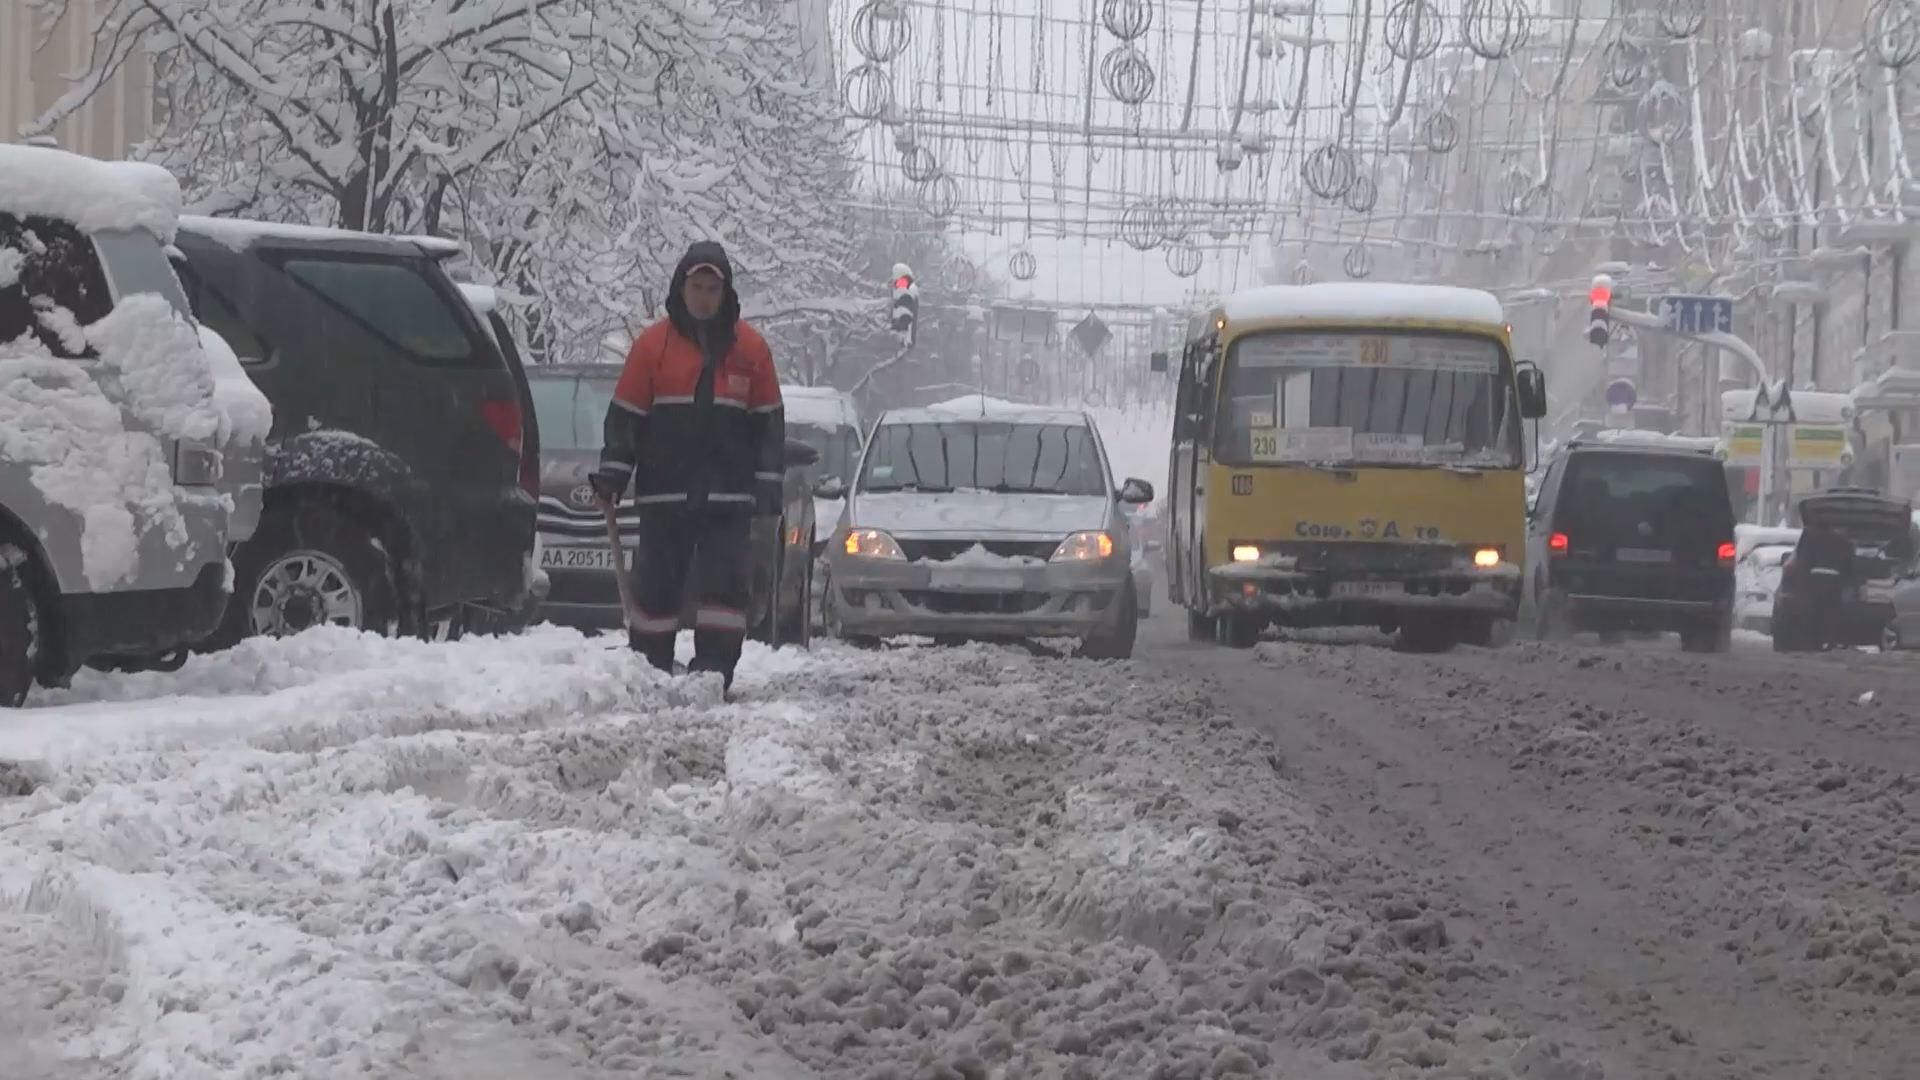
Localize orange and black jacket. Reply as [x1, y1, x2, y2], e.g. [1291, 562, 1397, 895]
[599, 244, 785, 512]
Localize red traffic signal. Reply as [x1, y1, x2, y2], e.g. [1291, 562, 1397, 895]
[1589, 274, 1613, 308]
[893, 275, 912, 290]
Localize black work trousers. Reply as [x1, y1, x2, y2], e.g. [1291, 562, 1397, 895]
[626, 505, 752, 682]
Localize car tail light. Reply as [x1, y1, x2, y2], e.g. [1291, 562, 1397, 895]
[479, 397, 524, 456]
[1717, 541, 1736, 568]
[1548, 532, 1569, 557]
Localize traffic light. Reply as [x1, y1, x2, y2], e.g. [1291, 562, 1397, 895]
[1587, 274, 1613, 347]
[890, 263, 918, 341]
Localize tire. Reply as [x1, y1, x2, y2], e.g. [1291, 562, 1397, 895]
[1221, 611, 1261, 649]
[1680, 620, 1732, 654]
[212, 500, 399, 647]
[1082, 585, 1139, 660]
[0, 552, 38, 708]
[1397, 614, 1459, 653]
[777, 545, 813, 649]
[1186, 608, 1216, 642]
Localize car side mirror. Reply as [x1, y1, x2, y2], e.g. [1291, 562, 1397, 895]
[1118, 477, 1154, 504]
[813, 476, 847, 500]
[1515, 363, 1548, 420]
[1150, 351, 1169, 373]
[783, 439, 820, 468]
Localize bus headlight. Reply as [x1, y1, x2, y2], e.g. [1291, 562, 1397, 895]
[1232, 544, 1261, 563]
[1472, 547, 1502, 569]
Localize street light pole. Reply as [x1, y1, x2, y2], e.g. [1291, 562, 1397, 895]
[1605, 303, 1783, 523]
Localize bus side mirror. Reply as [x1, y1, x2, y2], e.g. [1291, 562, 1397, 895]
[1516, 364, 1548, 419]
[1150, 351, 1169, 373]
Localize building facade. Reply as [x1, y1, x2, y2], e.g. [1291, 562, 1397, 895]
[1, 0, 151, 158]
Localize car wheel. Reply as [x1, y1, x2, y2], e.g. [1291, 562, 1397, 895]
[778, 545, 813, 648]
[1397, 613, 1460, 653]
[1186, 608, 1216, 642]
[1220, 611, 1261, 649]
[1680, 620, 1732, 654]
[1081, 585, 1138, 660]
[215, 501, 399, 646]
[0, 551, 39, 708]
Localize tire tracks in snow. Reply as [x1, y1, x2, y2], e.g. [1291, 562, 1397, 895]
[1155, 623, 1919, 1080]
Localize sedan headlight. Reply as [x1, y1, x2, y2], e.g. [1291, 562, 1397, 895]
[843, 528, 905, 560]
[172, 440, 223, 486]
[1052, 530, 1116, 562]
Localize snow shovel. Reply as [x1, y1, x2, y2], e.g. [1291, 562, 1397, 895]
[601, 500, 642, 630]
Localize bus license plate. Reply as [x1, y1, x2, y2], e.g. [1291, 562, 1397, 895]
[1331, 581, 1398, 598]
[1616, 548, 1672, 564]
[540, 546, 620, 571]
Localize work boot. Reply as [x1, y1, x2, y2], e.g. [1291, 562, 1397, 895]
[629, 628, 676, 674]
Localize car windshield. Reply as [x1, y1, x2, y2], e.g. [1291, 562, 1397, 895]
[790, 422, 859, 487]
[858, 421, 1108, 496]
[1216, 330, 1521, 468]
[528, 375, 617, 451]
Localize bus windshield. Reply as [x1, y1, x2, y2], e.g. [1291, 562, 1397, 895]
[1214, 330, 1521, 469]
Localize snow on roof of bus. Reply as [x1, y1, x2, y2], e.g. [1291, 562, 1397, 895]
[0, 144, 182, 241]
[1219, 283, 1505, 327]
[882, 394, 1087, 427]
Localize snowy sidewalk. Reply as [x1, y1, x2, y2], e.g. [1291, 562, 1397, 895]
[1, 628, 1579, 1078]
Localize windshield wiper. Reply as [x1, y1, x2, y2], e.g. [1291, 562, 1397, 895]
[988, 483, 1063, 495]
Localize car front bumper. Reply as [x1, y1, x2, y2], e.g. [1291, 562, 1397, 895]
[828, 555, 1132, 639]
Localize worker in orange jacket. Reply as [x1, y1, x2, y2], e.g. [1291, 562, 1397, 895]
[590, 241, 784, 692]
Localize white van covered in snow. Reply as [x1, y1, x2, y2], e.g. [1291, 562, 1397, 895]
[0, 144, 271, 703]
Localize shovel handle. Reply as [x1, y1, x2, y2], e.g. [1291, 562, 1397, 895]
[601, 501, 641, 630]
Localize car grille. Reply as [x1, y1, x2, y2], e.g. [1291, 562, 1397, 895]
[900, 590, 1050, 615]
[539, 497, 639, 540]
[546, 573, 619, 606]
[897, 538, 1060, 562]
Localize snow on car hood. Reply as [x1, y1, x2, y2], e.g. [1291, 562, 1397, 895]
[1, 295, 229, 590]
[853, 491, 1110, 538]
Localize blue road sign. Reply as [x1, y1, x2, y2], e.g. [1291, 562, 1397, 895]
[1659, 294, 1734, 335]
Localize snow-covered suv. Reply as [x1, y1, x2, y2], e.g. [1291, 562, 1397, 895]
[0, 144, 272, 704]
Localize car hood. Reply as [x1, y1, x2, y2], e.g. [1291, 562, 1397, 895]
[853, 491, 1111, 539]
[1798, 492, 1913, 542]
[540, 449, 603, 513]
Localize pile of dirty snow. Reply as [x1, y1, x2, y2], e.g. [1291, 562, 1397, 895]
[0, 626, 1587, 1079]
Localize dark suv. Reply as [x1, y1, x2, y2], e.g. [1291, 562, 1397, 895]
[170, 217, 537, 644]
[1526, 441, 1737, 652]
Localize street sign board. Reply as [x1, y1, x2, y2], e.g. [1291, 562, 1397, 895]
[1071, 313, 1112, 356]
[1786, 424, 1850, 469]
[1659, 294, 1734, 335]
[1722, 421, 1764, 466]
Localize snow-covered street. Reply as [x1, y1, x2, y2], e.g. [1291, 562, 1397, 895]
[3, 617, 1917, 1078]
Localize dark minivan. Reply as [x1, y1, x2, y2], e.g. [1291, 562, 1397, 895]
[170, 217, 538, 644]
[1526, 440, 1737, 652]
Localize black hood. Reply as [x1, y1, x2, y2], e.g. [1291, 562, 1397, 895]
[665, 240, 742, 347]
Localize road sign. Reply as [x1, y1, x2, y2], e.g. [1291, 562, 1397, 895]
[1659, 294, 1734, 335]
[1071, 313, 1111, 356]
